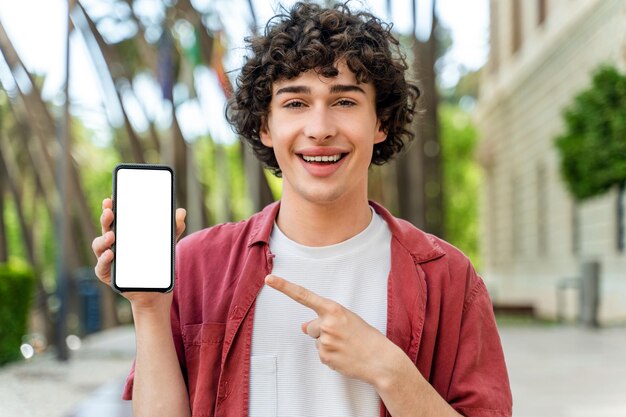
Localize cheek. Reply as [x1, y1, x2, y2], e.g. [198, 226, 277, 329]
[266, 124, 294, 148]
[265, 134, 290, 162]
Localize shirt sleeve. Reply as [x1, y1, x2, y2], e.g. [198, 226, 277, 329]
[121, 275, 187, 400]
[448, 274, 513, 417]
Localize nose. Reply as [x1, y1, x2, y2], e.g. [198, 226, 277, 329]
[302, 106, 337, 142]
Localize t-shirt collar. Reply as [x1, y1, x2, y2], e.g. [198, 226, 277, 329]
[247, 200, 445, 264]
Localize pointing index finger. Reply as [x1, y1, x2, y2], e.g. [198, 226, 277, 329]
[265, 275, 329, 315]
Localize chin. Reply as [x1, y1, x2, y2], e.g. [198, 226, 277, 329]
[298, 187, 346, 206]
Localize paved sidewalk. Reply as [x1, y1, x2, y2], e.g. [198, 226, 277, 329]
[1, 324, 625, 417]
[500, 325, 626, 417]
[0, 325, 135, 417]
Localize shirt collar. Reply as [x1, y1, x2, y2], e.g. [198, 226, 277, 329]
[246, 201, 280, 247]
[369, 200, 445, 263]
[246, 200, 445, 264]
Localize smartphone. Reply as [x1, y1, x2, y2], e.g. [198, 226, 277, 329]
[112, 164, 175, 292]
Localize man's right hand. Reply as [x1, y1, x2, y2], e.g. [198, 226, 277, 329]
[91, 197, 187, 310]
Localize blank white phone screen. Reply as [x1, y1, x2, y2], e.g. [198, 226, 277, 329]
[115, 168, 173, 290]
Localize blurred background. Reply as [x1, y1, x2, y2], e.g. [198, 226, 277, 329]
[0, 0, 624, 416]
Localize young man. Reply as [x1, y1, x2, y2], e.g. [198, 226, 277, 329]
[92, 2, 512, 416]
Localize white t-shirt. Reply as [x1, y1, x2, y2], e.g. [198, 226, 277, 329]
[249, 208, 392, 417]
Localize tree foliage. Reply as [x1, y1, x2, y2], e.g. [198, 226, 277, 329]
[440, 105, 481, 267]
[555, 65, 626, 201]
[0, 261, 35, 365]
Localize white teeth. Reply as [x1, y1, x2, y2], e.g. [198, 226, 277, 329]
[302, 154, 342, 162]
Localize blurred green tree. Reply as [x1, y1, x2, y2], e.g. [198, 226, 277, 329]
[555, 65, 626, 251]
[440, 105, 481, 267]
[556, 65, 626, 200]
[0, 261, 35, 365]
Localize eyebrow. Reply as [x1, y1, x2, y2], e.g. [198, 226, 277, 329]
[275, 86, 310, 95]
[275, 84, 366, 95]
[330, 84, 366, 94]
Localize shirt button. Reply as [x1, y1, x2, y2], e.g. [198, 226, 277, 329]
[218, 380, 229, 399]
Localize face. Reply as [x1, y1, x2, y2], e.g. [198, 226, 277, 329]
[260, 62, 386, 207]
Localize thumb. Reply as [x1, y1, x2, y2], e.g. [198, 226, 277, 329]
[175, 208, 187, 240]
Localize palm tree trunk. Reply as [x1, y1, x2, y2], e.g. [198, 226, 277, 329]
[73, 2, 146, 163]
[33, 169, 56, 345]
[241, 0, 276, 211]
[0, 135, 44, 266]
[0, 153, 8, 263]
[0, 97, 8, 262]
[396, 0, 443, 237]
[0, 20, 98, 262]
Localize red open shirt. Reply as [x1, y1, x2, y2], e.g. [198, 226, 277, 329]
[123, 201, 512, 417]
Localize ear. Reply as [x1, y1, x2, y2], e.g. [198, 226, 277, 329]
[374, 120, 387, 144]
[260, 120, 273, 148]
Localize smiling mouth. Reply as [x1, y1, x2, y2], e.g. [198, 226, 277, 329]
[298, 153, 347, 164]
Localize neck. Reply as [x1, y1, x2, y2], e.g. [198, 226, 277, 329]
[276, 194, 373, 247]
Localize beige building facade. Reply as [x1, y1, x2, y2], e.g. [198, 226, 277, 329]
[475, 0, 626, 322]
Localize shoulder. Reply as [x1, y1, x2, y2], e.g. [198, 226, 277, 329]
[425, 233, 474, 272]
[176, 220, 251, 256]
[403, 225, 478, 283]
[175, 202, 278, 261]
[375, 202, 472, 270]
[380, 207, 484, 303]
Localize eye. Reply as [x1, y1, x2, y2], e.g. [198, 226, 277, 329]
[335, 99, 356, 107]
[284, 100, 306, 108]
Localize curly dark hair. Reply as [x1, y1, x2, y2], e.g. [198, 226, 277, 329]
[225, 1, 420, 176]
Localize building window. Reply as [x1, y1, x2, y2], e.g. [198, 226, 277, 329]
[538, 0, 547, 25]
[511, 175, 522, 258]
[489, 0, 500, 73]
[572, 202, 579, 255]
[512, 0, 522, 53]
[488, 173, 498, 265]
[537, 164, 547, 255]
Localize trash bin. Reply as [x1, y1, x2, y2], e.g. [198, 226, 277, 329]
[579, 261, 600, 328]
[75, 267, 102, 335]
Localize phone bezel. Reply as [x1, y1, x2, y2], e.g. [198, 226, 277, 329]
[111, 163, 175, 293]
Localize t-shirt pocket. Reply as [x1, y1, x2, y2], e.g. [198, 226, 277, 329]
[249, 355, 277, 417]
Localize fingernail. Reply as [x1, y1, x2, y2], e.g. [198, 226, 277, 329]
[265, 275, 275, 284]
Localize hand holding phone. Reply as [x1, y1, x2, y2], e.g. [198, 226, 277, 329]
[92, 197, 186, 307]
